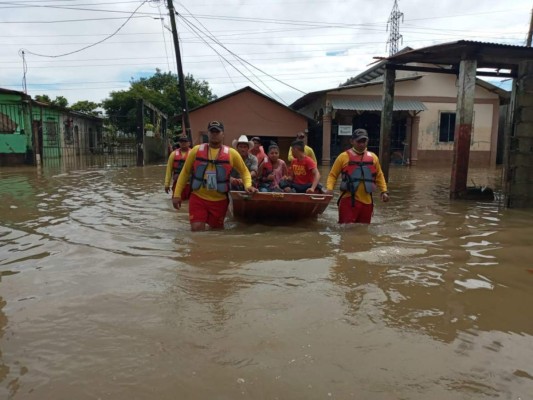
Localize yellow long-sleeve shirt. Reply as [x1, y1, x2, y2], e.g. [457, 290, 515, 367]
[287, 145, 317, 163]
[173, 144, 252, 202]
[326, 149, 388, 205]
[164, 149, 190, 188]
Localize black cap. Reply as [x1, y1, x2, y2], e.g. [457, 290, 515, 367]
[251, 136, 261, 142]
[177, 134, 189, 142]
[207, 120, 224, 132]
[352, 128, 369, 141]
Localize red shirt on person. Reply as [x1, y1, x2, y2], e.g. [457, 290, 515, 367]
[290, 156, 317, 185]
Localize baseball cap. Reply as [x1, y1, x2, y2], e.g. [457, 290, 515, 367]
[177, 133, 189, 142]
[207, 120, 224, 132]
[251, 136, 261, 142]
[352, 128, 369, 141]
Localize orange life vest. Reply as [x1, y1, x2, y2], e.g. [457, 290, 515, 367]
[172, 148, 190, 180]
[340, 149, 377, 197]
[191, 144, 232, 193]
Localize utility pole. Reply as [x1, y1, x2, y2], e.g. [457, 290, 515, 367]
[386, 0, 404, 56]
[166, 0, 191, 140]
[527, 7, 533, 47]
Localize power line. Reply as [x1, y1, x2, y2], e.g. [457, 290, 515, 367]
[179, 9, 305, 101]
[20, 1, 150, 58]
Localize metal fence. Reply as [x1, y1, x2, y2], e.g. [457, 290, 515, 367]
[41, 142, 137, 169]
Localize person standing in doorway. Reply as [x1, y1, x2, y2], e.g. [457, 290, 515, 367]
[326, 128, 389, 224]
[172, 121, 257, 231]
[164, 133, 191, 200]
[287, 130, 317, 163]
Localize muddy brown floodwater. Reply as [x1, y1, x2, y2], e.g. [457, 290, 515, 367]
[1, 163, 532, 399]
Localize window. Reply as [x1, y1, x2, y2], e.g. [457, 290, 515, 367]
[439, 112, 456, 142]
[64, 119, 73, 143]
[44, 121, 58, 145]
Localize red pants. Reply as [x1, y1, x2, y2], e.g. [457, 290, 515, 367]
[338, 196, 373, 224]
[188, 193, 229, 229]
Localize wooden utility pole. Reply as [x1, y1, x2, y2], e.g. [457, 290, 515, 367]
[526, 9, 533, 47]
[166, 0, 192, 140]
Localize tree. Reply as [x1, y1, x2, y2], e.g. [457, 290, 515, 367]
[71, 100, 101, 115]
[52, 96, 68, 108]
[35, 94, 52, 103]
[102, 69, 216, 134]
[34, 94, 68, 108]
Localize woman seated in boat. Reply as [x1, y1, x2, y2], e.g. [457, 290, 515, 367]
[230, 134, 258, 191]
[279, 140, 325, 194]
[257, 142, 288, 192]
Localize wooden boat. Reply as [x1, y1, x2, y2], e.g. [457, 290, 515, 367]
[229, 190, 333, 222]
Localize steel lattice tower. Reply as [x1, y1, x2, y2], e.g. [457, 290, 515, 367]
[386, 0, 404, 56]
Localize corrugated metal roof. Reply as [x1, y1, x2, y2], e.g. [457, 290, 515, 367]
[331, 98, 427, 111]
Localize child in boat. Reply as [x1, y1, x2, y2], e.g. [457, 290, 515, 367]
[257, 142, 288, 192]
[280, 140, 324, 194]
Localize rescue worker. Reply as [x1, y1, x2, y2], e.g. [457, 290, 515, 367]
[287, 130, 317, 163]
[164, 133, 191, 200]
[172, 121, 257, 231]
[326, 128, 389, 224]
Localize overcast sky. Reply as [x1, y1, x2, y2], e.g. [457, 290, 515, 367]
[1, 0, 531, 107]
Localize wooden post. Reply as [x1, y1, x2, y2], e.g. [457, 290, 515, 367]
[322, 111, 332, 166]
[136, 99, 144, 167]
[450, 59, 477, 199]
[380, 65, 395, 181]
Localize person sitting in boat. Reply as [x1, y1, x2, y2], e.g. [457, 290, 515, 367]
[257, 142, 288, 192]
[172, 121, 257, 231]
[250, 136, 267, 166]
[287, 130, 317, 163]
[164, 133, 191, 200]
[230, 134, 258, 191]
[326, 128, 389, 224]
[280, 140, 324, 194]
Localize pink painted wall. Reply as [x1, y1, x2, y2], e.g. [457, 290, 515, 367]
[188, 89, 307, 151]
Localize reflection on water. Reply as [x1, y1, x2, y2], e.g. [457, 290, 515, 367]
[1, 164, 532, 399]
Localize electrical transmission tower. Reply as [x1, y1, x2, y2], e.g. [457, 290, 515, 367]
[386, 0, 404, 56]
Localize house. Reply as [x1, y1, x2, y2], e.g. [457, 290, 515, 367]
[183, 86, 309, 157]
[0, 87, 104, 166]
[290, 56, 509, 166]
[0, 88, 33, 166]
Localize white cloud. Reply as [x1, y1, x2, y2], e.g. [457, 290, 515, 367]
[0, 0, 530, 107]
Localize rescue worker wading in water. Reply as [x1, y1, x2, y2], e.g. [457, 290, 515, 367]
[172, 121, 257, 231]
[164, 133, 191, 200]
[326, 128, 389, 224]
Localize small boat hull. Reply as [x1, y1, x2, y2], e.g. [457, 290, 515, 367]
[229, 191, 333, 221]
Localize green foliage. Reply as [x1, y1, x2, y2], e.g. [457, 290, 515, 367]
[53, 96, 68, 108]
[71, 100, 101, 114]
[34, 94, 68, 108]
[101, 69, 216, 134]
[35, 94, 52, 103]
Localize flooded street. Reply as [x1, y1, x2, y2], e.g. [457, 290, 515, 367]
[1, 163, 532, 399]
